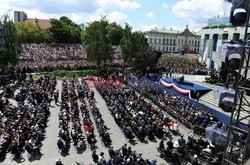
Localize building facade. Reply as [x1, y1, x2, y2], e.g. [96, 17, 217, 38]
[14, 11, 27, 23]
[144, 26, 201, 53]
[199, 26, 250, 70]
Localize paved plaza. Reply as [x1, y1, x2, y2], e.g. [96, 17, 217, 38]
[1, 79, 196, 165]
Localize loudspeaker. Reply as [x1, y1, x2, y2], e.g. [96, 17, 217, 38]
[230, 0, 249, 26]
[220, 100, 234, 112]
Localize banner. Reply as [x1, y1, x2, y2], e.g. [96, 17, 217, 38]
[159, 79, 192, 98]
[203, 40, 210, 64]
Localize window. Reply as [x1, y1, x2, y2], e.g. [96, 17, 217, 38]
[173, 39, 176, 45]
[169, 47, 172, 51]
[154, 38, 157, 43]
[173, 47, 175, 51]
[188, 40, 191, 45]
[159, 39, 161, 44]
[181, 39, 183, 44]
[222, 34, 228, 41]
[197, 41, 200, 46]
[166, 47, 168, 51]
[150, 38, 152, 43]
[178, 39, 180, 44]
[170, 39, 172, 45]
[233, 33, 240, 41]
[192, 40, 194, 46]
[213, 34, 218, 51]
[195, 40, 197, 46]
[167, 38, 169, 44]
[163, 38, 166, 44]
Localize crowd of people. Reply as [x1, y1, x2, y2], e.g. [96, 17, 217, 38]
[157, 133, 223, 165]
[127, 77, 219, 131]
[157, 54, 207, 75]
[97, 78, 181, 143]
[18, 44, 124, 73]
[57, 77, 114, 155]
[0, 75, 56, 161]
[91, 144, 157, 165]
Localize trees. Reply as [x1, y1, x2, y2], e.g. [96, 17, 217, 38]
[107, 22, 123, 45]
[0, 14, 21, 69]
[49, 17, 81, 44]
[120, 24, 133, 64]
[84, 17, 113, 68]
[15, 22, 51, 43]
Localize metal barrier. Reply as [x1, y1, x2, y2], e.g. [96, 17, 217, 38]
[127, 81, 193, 129]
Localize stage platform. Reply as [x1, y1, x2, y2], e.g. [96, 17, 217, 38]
[159, 78, 212, 98]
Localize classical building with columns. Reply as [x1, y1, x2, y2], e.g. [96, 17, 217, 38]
[199, 26, 250, 70]
[144, 25, 201, 53]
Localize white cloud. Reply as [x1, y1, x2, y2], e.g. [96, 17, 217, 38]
[147, 12, 155, 19]
[108, 11, 128, 23]
[96, 0, 141, 10]
[0, 0, 132, 26]
[162, 2, 169, 10]
[86, 10, 128, 25]
[172, 0, 232, 29]
[141, 24, 159, 32]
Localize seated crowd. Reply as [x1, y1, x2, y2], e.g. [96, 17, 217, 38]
[18, 44, 123, 73]
[80, 78, 112, 146]
[92, 144, 158, 165]
[58, 79, 89, 154]
[128, 78, 219, 131]
[157, 133, 223, 165]
[0, 69, 26, 97]
[0, 75, 56, 161]
[97, 78, 181, 142]
[19, 43, 87, 72]
[157, 54, 207, 75]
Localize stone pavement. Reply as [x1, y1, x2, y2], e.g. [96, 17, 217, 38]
[2, 80, 193, 165]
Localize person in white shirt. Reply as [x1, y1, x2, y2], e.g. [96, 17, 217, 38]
[98, 152, 105, 164]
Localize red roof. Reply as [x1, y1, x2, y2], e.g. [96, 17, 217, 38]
[25, 18, 51, 29]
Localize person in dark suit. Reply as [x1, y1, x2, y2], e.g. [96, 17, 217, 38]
[92, 150, 99, 164]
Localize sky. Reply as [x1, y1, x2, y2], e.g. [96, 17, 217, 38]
[0, 0, 233, 32]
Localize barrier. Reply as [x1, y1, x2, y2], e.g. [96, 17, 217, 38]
[127, 81, 193, 129]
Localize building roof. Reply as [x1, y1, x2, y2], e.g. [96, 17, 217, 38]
[25, 18, 51, 29]
[179, 27, 196, 37]
[145, 25, 200, 37]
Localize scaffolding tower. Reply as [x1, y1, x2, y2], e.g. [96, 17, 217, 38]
[222, 2, 250, 165]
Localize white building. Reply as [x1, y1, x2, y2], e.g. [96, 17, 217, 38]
[199, 26, 250, 70]
[144, 25, 201, 53]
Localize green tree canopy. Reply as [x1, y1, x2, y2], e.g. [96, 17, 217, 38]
[107, 22, 123, 45]
[15, 22, 51, 43]
[0, 14, 21, 68]
[84, 17, 113, 68]
[120, 23, 133, 64]
[49, 17, 81, 44]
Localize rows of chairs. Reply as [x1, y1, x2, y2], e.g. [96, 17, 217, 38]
[96, 79, 175, 143]
[81, 78, 112, 147]
[0, 75, 55, 161]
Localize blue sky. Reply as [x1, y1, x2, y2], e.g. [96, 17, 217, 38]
[1, 0, 232, 31]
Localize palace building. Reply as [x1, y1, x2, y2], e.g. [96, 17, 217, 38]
[144, 25, 201, 54]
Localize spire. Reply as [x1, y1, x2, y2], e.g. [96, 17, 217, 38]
[186, 25, 188, 29]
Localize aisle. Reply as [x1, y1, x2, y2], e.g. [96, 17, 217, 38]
[91, 88, 127, 147]
[92, 88, 166, 164]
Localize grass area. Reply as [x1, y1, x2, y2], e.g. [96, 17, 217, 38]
[27, 69, 101, 80]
